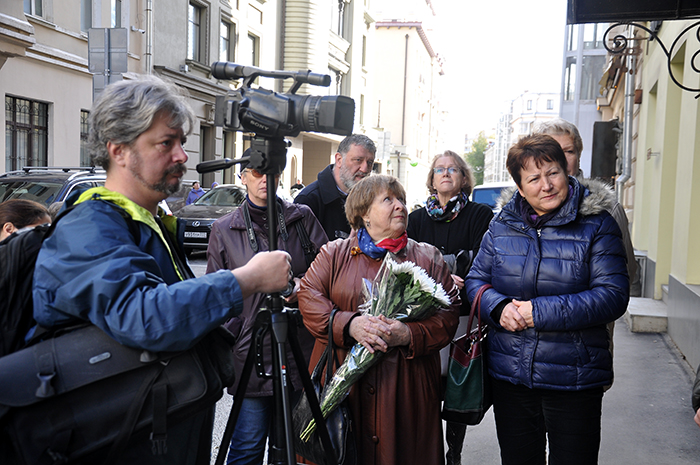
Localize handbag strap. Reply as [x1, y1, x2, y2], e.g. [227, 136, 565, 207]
[326, 309, 339, 384]
[467, 284, 492, 340]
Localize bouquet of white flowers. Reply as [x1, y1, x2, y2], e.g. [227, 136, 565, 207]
[299, 254, 451, 441]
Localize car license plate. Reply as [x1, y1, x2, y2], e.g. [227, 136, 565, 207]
[185, 231, 207, 239]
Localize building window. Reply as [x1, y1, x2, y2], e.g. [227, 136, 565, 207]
[220, 20, 235, 62]
[247, 33, 259, 66]
[564, 57, 577, 101]
[187, 2, 204, 62]
[362, 35, 367, 68]
[581, 55, 606, 100]
[526, 100, 532, 111]
[359, 94, 365, 126]
[547, 99, 553, 110]
[23, 0, 43, 17]
[331, 0, 346, 38]
[248, 4, 263, 25]
[111, 0, 122, 28]
[583, 23, 607, 50]
[81, 0, 92, 32]
[80, 110, 90, 166]
[567, 24, 578, 51]
[5, 96, 49, 170]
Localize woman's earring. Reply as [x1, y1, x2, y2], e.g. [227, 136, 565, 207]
[366, 220, 371, 229]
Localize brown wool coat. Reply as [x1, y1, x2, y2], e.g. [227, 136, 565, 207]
[298, 235, 461, 465]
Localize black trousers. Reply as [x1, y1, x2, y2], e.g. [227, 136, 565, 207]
[491, 378, 604, 465]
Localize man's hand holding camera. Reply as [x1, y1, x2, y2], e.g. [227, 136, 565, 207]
[232, 250, 292, 298]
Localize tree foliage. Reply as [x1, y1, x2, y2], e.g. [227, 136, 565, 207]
[465, 131, 488, 186]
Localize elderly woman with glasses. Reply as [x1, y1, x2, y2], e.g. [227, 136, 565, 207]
[206, 151, 328, 465]
[406, 149, 493, 464]
[298, 174, 461, 465]
[465, 134, 629, 465]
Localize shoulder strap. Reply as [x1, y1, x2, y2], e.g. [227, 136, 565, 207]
[326, 309, 340, 383]
[242, 203, 259, 254]
[242, 200, 290, 254]
[27, 203, 144, 346]
[294, 218, 318, 268]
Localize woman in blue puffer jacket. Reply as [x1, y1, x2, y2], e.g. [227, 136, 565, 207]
[465, 134, 629, 465]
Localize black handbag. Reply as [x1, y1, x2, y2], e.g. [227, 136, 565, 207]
[292, 309, 356, 465]
[441, 284, 493, 425]
[0, 324, 236, 465]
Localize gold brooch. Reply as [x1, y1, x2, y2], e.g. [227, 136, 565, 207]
[350, 246, 362, 256]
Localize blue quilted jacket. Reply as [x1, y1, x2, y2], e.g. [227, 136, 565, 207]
[465, 177, 630, 390]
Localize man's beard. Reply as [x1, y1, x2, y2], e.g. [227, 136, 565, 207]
[339, 165, 367, 192]
[129, 148, 187, 196]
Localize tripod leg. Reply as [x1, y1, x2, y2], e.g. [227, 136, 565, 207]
[215, 311, 269, 465]
[268, 305, 298, 465]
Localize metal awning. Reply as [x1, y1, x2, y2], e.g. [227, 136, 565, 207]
[567, 0, 700, 24]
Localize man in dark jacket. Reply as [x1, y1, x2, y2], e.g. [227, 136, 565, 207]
[294, 133, 375, 241]
[32, 75, 291, 465]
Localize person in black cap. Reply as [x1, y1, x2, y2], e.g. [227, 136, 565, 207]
[206, 150, 327, 464]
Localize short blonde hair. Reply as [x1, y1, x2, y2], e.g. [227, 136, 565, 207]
[425, 150, 475, 196]
[345, 175, 406, 230]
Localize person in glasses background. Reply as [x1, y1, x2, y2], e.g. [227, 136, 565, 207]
[406, 149, 493, 465]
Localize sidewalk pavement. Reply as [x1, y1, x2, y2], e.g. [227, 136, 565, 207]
[460, 308, 700, 464]
[209, 300, 700, 464]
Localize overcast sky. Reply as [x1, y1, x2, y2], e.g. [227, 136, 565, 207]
[426, 0, 568, 146]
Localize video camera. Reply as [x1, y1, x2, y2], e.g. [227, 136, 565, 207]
[211, 61, 355, 138]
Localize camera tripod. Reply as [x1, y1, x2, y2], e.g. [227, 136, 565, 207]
[199, 137, 338, 465]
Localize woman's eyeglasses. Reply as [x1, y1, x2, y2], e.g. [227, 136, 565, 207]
[243, 168, 280, 179]
[244, 168, 265, 178]
[433, 167, 460, 175]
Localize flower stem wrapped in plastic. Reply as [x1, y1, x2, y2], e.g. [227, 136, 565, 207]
[299, 254, 451, 441]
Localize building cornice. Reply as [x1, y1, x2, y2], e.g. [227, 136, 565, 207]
[0, 12, 35, 59]
[153, 65, 231, 97]
[375, 20, 436, 58]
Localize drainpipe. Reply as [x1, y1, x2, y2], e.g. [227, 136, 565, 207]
[617, 35, 635, 204]
[402, 34, 408, 145]
[145, 0, 153, 74]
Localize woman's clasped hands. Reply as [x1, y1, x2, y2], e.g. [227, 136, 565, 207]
[499, 299, 535, 332]
[349, 314, 411, 353]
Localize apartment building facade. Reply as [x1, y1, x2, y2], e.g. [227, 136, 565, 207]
[560, 21, 609, 177]
[485, 91, 559, 183]
[1, 1, 375, 192]
[371, 19, 444, 204]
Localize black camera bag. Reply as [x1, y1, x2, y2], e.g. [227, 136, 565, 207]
[0, 324, 236, 465]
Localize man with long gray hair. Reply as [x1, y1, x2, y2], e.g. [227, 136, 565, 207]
[32, 75, 292, 464]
